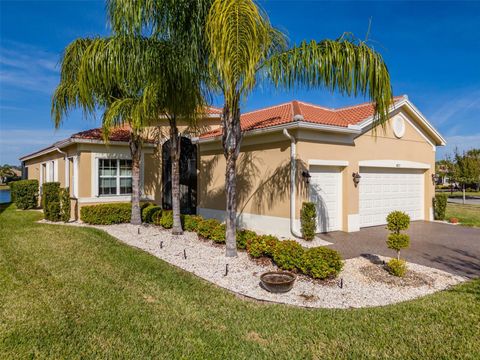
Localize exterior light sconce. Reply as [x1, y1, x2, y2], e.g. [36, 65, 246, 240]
[302, 170, 311, 184]
[352, 172, 361, 187]
[431, 173, 438, 185]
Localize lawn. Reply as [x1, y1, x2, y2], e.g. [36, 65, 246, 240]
[446, 203, 480, 227]
[1, 204, 479, 359]
[436, 190, 480, 198]
[0, 184, 9, 190]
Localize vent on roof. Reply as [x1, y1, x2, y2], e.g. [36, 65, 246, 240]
[293, 114, 304, 121]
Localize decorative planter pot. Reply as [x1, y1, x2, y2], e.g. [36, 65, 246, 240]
[449, 217, 459, 224]
[260, 271, 296, 293]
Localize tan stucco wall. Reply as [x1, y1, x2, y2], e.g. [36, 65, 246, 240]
[198, 109, 437, 232]
[199, 140, 291, 217]
[143, 151, 162, 205]
[297, 111, 436, 230]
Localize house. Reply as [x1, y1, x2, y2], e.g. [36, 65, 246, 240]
[20, 95, 445, 237]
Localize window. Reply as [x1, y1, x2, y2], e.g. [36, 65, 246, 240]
[98, 159, 132, 196]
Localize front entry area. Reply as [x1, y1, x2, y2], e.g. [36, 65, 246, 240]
[359, 167, 424, 227]
[309, 166, 343, 232]
[162, 137, 197, 214]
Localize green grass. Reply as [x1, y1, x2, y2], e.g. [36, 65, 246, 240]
[0, 184, 9, 190]
[1, 204, 479, 359]
[445, 203, 480, 227]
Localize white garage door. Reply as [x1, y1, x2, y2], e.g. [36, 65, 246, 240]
[359, 167, 424, 228]
[309, 166, 342, 232]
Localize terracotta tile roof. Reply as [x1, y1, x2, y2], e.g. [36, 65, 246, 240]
[200, 96, 405, 138]
[71, 125, 156, 143]
[205, 106, 223, 115]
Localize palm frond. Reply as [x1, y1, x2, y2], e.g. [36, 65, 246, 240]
[206, 0, 281, 105]
[266, 36, 393, 127]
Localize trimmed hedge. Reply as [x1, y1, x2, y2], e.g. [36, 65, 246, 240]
[272, 240, 304, 271]
[10, 179, 38, 209]
[300, 202, 316, 240]
[143, 205, 162, 223]
[183, 215, 203, 232]
[81, 203, 131, 225]
[158, 210, 173, 229]
[433, 193, 448, 220]
[43, 182, 61, 221]
[60, 187, 71, 222]
[300, 247, 344, 279]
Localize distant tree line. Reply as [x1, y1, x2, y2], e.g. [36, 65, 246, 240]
[0, 164, 21, 185]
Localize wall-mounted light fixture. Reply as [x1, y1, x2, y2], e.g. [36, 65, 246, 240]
[431, 173, 438, 185]
[301, 170, 311, 184]
[352, 172, 361, 187]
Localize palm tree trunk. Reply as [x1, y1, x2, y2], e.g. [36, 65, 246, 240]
[170, 118, 183, 235]
[222, 102, 242, 257]
[129, 132, 142, 225]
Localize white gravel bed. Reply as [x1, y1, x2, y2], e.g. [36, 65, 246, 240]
[42, 220, 467, 309]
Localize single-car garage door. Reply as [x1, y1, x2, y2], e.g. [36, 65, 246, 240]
[359, 167, 424, 228]
[309, 166, 342, 232]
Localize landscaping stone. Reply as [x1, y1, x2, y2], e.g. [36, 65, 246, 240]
[44, 221, 466, 309]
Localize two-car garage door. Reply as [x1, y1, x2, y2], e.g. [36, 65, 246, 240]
[359, 167, 424, 228]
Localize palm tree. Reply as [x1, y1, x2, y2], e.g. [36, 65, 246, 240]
[52, 36, 203, 227]
[206, 0, 392, 256]
[107, 0, 392, 257]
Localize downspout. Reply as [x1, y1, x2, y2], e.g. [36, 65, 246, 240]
[283, 129, 303, 238]
[54, 147, 68, 186]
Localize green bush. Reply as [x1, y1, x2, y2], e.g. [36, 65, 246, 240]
[60, 187, 70, 222]
[183, 215, 204, 232]
[159, 210, 173, 229]
[272, 240, 304, 271]
[386, 211, 410, 234]
[151, 208, 163, 224]
[433, 193, 448, 220]
[386, 258, 407, 277]
[11, 179, 38, 209]
[387, 233, 410, 253]
[43, 182, 61, 221]
[300, 202, 317, 240]
[300, 247, 343, 279]
[246, 236, 268, 258]
[197, 218, 224, 242]
[80, 203, 131, 225]
[143, 205, 162, 223]
[236, 229, 257, 250]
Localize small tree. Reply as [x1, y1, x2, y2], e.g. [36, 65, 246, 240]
[449, 149, 480, 204]
[385, 211, 410, 277]
[300, 202, 317, 241]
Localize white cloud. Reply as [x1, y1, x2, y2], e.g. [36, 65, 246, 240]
[0, 41, 60, 95]
[0, 128, 77, 165]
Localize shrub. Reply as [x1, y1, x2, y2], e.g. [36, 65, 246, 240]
[272, 240, 304, 271]
[143, 205, 162, 223]
[80, 203, 131, 224]
[159, 210, 173, 229]
[210, 223, 226, 243]
[151, 208, 163, 224]
[387, 233, 410, 254]
[386, 211, 410, 234]
[300, 202, 317, 240]
[236, 229, 257, 250]
[300, 247, 343, 279]
[60, 187, 70, 222]
[42, 182, 61, 221]
[197, 218, 224, 242]
[386, 258, 407, 277]
[183, 215, 204, 232]
[246, 236, 269, 258]
[11, 179, 38, 209]
[433, 193, 448, 220]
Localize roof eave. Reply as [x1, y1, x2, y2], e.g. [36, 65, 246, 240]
[196, 121, 360, 143]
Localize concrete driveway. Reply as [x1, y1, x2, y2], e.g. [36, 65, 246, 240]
[321, 221, 480, 278]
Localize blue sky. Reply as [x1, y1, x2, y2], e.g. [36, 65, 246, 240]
[1, 0, 479, 165]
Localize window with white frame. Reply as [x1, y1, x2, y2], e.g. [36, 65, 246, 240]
[98, 159, 132, 196]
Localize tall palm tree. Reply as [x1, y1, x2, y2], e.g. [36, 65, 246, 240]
[206, 0, 392, 256]
[52, 36, 203, 227]
[107, 0, 392, 257]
